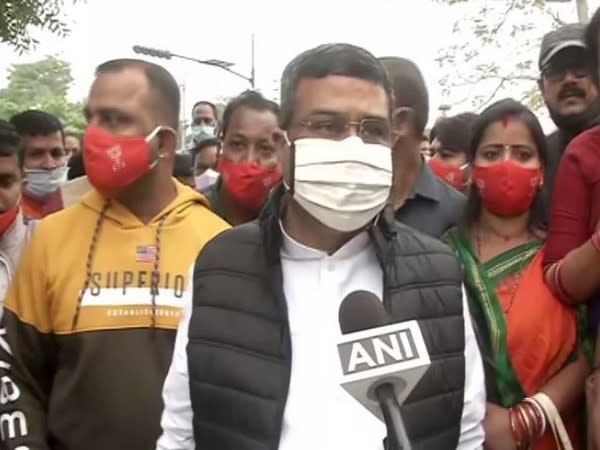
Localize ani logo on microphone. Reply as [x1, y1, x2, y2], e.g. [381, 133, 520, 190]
[336, 321, 431, 420]
[339, 328, 419, 375]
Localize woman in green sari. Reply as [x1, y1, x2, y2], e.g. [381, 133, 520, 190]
[444, 99, 587, 450]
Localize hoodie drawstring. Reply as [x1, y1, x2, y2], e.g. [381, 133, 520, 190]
[71, 202, 168, 330]
[150, 215, 168, 328]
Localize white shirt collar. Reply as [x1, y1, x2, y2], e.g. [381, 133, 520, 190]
[279, 220, 371, 261]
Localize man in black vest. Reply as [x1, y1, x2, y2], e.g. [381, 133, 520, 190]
[157, 43, 485, 450]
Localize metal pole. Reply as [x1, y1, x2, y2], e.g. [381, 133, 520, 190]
[178, 81, 187, 148]
[132, 45, 253, 86]
[576, 0, 589, 23]
[250, 34, 256, 88]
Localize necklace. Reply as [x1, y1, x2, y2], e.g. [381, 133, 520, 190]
[475, 226, 532, 314]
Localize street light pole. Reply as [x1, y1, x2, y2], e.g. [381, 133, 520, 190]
[576, 0, 589, 23]
[547, 0, 588, 23]
[132, 45, 255, 87]
[250, 34, 256, 88]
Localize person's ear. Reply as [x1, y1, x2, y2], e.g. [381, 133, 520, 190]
[392, 107, 416, 138]
[157, 128, 178, 159]
[273, 129, 287, 173]
[537, 78, 544, 92]
[391, 107, 416, 150]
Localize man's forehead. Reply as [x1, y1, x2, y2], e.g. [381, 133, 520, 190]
[22, 132, 63, 147]
[89, 68, 150, 104]
[0, 155, 20, 171]
[294, 76, 389, 119]
[194, 104, 214, 116]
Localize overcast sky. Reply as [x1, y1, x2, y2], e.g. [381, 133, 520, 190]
[1, 0, 599, 130]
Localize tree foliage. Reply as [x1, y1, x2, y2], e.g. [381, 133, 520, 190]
[0, 56, 86, 134]
[436, 0, 566, 112]
[0, 0, 80, 52]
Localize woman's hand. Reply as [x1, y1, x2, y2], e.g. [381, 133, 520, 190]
[483, 403, 517, 450]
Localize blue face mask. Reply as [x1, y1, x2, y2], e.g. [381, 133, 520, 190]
[191, 125, 216, 145]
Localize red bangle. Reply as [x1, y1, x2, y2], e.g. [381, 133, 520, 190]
[510, 407, 527, 447]
[553, 260, 575, 304]
[510, 401, 545, 448]
[522, 400, 544, 439]
[516, 405, 532, 438]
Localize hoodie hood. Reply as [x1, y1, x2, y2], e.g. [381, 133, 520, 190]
[81, 179, 210, 229]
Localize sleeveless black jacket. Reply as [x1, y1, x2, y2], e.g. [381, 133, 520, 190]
[188, 190, 466, 450]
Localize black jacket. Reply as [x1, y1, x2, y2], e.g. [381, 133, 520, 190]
[187, 188, 467, 450]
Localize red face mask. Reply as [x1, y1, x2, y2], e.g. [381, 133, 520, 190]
[83, 125, 163, 195]
[0, 202, 19, 236]
[472, 160, 542, 217]
[218, 157, 282, 211]
[429, 157, 467, 191]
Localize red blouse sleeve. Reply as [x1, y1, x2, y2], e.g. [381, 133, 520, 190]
[544, 128, 600, 265]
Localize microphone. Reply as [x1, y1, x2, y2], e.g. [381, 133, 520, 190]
[337, 291, 431, 450]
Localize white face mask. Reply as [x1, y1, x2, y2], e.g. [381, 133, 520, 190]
[290, 137, 393, 232]
[195, 168, 219, 192]
[24, 165, 69, 199]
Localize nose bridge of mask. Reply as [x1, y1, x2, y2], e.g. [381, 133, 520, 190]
[293, 137, 392, 172]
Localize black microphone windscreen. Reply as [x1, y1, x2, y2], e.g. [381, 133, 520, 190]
[339, 290, 392, 334]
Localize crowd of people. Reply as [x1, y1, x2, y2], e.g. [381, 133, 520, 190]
[1, 6, 600, 450]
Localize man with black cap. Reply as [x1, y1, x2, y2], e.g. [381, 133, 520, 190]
[539, 23, 599, 210]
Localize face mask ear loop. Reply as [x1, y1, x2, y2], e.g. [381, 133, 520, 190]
[145, 126, 164, 143]
[288, 143, 296, 196]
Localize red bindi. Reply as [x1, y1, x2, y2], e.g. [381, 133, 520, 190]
[501, 115, 511, 128]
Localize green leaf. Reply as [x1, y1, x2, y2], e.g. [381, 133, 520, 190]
[0, 56, 85, 134]
[0, 0, 81, 52]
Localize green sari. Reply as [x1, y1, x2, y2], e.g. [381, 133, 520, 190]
[445, 227, 543, 407]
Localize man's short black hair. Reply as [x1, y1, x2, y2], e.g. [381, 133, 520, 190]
[280, 43, 393, 128]
[378, 57, 429, 136]
[585, 7, 600, 87]
[9, 110, 64, 140]
[95, 59, 180, 130]
[192, 101, 218, 120]
[221, 90, 279, 137]
[0, 119, 21, 161]
[433, 112, 478, 154]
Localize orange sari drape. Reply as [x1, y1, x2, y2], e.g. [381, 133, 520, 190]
[501, 250, 580, 449]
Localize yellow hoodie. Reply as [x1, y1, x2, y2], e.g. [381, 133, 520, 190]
[0, 180, 229, 450]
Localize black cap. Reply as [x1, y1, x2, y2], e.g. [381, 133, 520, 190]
[539, 23, 586, 72]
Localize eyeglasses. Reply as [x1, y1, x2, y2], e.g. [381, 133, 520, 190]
[296, 116, 391, 145]
[543, 63, 590, 83]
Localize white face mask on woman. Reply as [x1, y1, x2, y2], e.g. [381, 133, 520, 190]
[288, 136, 393, 232]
